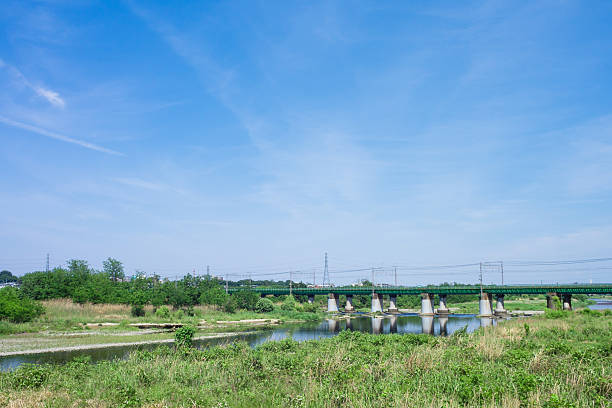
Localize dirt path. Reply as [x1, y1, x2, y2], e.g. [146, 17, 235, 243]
[0, 331, 255, 357]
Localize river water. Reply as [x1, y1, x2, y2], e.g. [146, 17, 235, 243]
[2, 298, 610, 372]
[0, 314, 486, 371]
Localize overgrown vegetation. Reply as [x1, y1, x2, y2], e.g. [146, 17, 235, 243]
[0, 287, 44, 323]
[0, 312, 609, 407]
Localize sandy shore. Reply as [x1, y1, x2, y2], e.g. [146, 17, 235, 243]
[0, 331, 255, 357]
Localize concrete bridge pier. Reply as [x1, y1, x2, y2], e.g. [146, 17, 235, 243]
[439, 316, 448, 336]
[345, 295, 355, 312]
[420, 293, 434, 316]
[437, 294, 450, 314]
[421, 316, 434, 335]
[562, 294, 572, 310]
[327, 293, 339, 312]
[372, 317, 383, 334]
[546, 293, 555, 309]
[388, 294, 399, 313]
[479, 292, 493, 317]
[371, 293, 383, 313]
[390, 315, 397, 333]
[494, 294, 507, 316]
[308, 295, 315, 304]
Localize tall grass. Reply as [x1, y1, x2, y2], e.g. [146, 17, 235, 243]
[1, 312, 609, 407]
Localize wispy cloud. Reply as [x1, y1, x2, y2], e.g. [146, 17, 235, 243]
[114, 177, 166, 191]
[0, 116, 123, 155]
[0, 58, 66, 108]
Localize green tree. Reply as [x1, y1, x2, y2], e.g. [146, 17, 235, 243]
[0, 287, 45, 323]
[102, 258, 124, 282]
[232, 290, 259, 311]
[255, 298, 274, 313]
[199, 287, 228, 306]
[0, 270, 18, 283]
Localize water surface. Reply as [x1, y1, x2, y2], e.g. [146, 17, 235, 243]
[1, 314, 496, 371]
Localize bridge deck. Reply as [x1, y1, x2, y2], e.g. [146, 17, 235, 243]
[228, 285, 612, 296]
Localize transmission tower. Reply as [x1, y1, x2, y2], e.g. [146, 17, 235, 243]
[323, 252, 329, 286]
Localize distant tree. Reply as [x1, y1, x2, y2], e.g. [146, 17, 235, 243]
[199, 287, 228, 307]
[232, 290, 259, 311]
[103, 258, 124, 282]
[0, 270, 18, 283]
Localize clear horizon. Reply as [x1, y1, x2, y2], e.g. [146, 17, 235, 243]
[2, 1, 612, 285]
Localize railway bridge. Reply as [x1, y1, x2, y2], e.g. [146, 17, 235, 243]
[228, 285, 612, 316]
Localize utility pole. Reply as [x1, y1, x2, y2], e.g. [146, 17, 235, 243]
[313, 268, 316, 287]
[225, 273, 229, 294]
[479, 262, 483, 296]
[323, 252, 329, 286]
[371, 267, 375, 294]
[46, 253, 49, 273]
[206, 265, 210, 277]
[289, 270, 293, 297]
[500, 261, 504, 286]
[394, 266, 397, 287]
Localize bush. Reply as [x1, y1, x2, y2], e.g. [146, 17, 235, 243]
[280, 295, 297, 311]
[199, 287, 228, 306]
[255, 298, 274, 313]
[0, 287, 44, 323]
[130, 304, 145, 317]
[174, 326, 196, 348]
[232, 290, 259, 311]
[155, 306, 171, 319]
[10, 364, 49, 389]
[223, 297, 238, 313]
[303, 302, 319, 313]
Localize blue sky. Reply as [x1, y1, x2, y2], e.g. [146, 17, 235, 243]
[1, 1, 612, 285]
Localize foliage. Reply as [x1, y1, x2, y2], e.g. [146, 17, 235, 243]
[0, 287, 44, 323]
[2, 313, 610, 407]
[232, 290, 259, 311]
[0, 270, 19, 283]
[255, 298, 274, 313]
[155, 305, 171, 319]
[103, 257, 125, 282]
[174, 325, 196, 348]
[280, 295, 298, 311]
[130, 304, 145, 317]
[199, 286, 228, 306]
[223, 297, 238, 313]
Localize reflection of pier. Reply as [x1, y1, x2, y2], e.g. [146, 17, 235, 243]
[372, 317, 383, 334]
[421, 316, 434, 335]
[327, 319, 339, 332]
[439, 316, 448, 336]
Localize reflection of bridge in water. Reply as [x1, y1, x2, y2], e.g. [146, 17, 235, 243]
[229, 285, 612, 316]
[326, 315, 493, 336]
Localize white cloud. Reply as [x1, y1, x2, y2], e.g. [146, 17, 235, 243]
[0, 115, 123, 155]
[34, 86, 65, 108]
[0, 59, 65, 108]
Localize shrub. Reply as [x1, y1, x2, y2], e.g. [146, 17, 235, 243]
[130, 304, 145, 317]
[174, 325, 196, 348]
[233, 290, 259, 311]
[155, 305, 171, 319]
[255, 298, 274, 313]
[303, 302, 319, 313]
[223, 297, 238, 313]
[0, 287, 44, 323]
[281, 295, 297, 311]
[199, 287, 228, 306]
[10, 364, 49, 389]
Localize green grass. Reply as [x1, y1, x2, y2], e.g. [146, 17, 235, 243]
[1, 311, 610, 407]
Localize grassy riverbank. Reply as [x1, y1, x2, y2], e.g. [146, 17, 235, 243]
[1, 310, 610, 407]
[0, 299, 323, 353]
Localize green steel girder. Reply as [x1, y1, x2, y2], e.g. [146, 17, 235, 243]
[227, 285, 612, 296]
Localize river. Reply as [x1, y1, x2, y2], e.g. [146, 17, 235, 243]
[2, 298, 610, 372]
